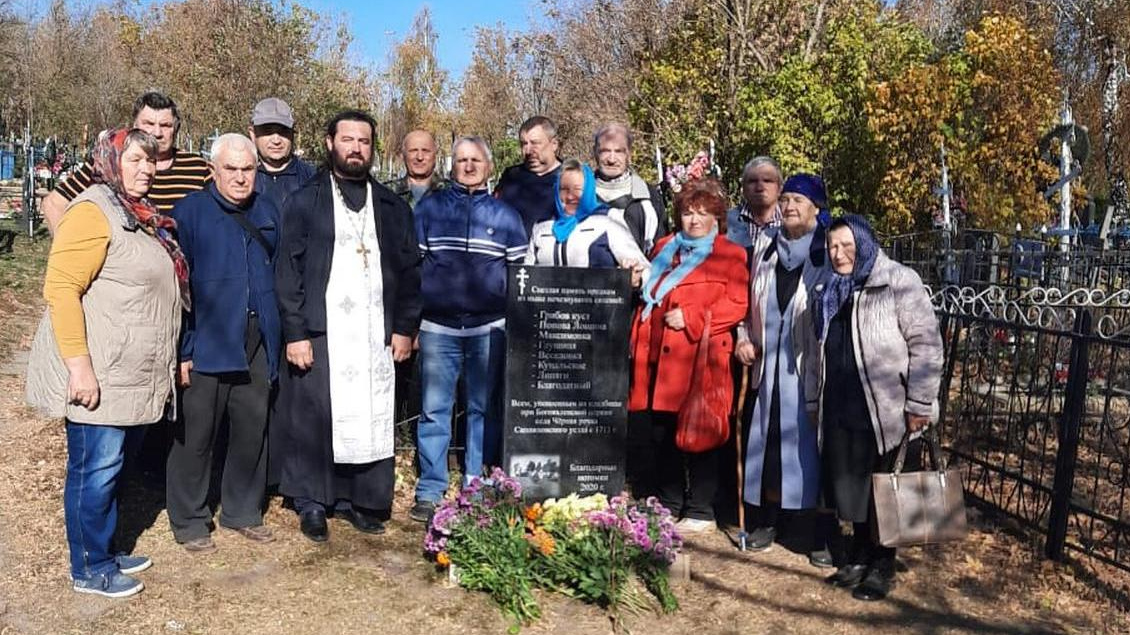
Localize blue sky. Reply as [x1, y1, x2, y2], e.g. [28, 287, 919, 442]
[32, 1, 538, 79]
[299, 1, 538, 79]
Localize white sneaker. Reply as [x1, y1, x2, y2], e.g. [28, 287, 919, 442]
[675, 518, 717, 533]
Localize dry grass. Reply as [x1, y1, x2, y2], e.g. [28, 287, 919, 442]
[0, 241, 1127, 635]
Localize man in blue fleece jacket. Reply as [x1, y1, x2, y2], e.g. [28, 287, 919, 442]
[166, 133, 281, 552]
[410, 136, 527, 521]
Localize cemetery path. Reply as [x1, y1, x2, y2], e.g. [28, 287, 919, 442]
[0, 239, 1124, 634]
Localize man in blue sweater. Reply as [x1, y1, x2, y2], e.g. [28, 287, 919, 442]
[411, 136, 527, 521]
[494, 116, 561, 235]
[166, 133, 282, 553]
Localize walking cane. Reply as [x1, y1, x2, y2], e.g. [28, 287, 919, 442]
[734, 366, 750, 551]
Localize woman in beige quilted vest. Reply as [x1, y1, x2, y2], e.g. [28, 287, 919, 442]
[26, 128, 188, 599]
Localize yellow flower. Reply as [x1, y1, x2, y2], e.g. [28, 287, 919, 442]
[436, 551, 451, 567]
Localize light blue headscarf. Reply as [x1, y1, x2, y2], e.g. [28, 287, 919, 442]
[639, 227, 718, 320]
[553, 164, 606, 243]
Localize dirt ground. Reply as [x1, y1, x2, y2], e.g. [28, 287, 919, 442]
[1, 234, 1127, 635]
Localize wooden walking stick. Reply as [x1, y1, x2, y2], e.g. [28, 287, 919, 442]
[734, 366, 750, 551]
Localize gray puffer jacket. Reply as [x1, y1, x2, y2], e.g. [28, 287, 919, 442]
[805, 252, 944, 454]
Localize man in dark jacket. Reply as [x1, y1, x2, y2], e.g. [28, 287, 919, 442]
[249, 97, 316, 210]
[385, 129, 445, 209]
[410, 136, 527, 522]
[166, 133, 281, 553]
[274, 110, 422, 542]
[494, 116, 561, 234]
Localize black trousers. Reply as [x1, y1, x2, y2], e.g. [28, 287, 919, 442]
[167, 316, 270, 542]
[650, 411, 720, 521]
[826, 429, 924, 571]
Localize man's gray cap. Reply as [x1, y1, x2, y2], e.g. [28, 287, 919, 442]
[251, 97, 295, 128]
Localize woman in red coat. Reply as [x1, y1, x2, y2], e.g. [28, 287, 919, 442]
[629, 178, 749, 533]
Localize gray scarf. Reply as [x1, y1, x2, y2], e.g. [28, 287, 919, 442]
[777, 229, 814, 271]
[595, 171, 632, 203]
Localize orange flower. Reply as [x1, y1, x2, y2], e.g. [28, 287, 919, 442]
[436, 551, 451, 567]
[526, 528, 556, 556]
[538, 534, 556, 557]
[524, 503, 543, 522]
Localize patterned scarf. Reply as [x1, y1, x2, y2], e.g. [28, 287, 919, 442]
[553, 164, 607, 243]
[640, 227, 717, 320]
[91, 128, 191, 310]
[814, 214, 880, 340]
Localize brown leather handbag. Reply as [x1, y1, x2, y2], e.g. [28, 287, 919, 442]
[872, 426, 968, 547]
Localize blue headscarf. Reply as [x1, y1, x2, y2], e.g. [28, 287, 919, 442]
[783, 173, 831, 227]
[815, 214, 881, 340]
[640, 226, 717, 320]
[553, 164, 606, 243]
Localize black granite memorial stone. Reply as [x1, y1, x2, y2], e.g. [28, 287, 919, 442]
[503, 264, 633, 500]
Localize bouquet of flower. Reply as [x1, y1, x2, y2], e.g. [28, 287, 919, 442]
[427, 480, 682, 632]
[424, 468, 541, 631]
[536, 495, 681, 616]
[665, 151, 711, 193]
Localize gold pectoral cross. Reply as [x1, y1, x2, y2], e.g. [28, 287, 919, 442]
[357, 242, 371, 268]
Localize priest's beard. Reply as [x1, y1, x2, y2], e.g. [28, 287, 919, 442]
[331, 146, 371, 179]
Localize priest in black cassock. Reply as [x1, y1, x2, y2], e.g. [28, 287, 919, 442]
[274, 110, 421, 542]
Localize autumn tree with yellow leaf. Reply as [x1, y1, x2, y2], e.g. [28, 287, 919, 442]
[869, 15, 1059, 233]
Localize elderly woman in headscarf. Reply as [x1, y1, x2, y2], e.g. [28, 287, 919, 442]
[628, 177, 748, 533]
[26, 128, 187, 599]
[736, 173, 833, 565]
[806, 214, 943, 602]
[524, 158, 649, 287]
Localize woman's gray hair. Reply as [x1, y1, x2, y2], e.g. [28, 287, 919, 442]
[210, 133, 258, 163]
[124, 129, 159, 158]
[741, 156, 783, 184]
[450, 136, 493, 167]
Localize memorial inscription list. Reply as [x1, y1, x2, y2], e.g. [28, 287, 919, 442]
[503, 265, 632, 499]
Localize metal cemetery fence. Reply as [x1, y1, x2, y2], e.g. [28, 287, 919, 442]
[897, 231, 1130, 574]
[888, 229, 1130, 293]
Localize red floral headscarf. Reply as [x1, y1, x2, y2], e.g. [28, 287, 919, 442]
[91, 128, 191, 310]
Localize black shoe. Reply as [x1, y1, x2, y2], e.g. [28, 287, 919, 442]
[299, 509, 328, 543]
[747, 526, 776, 552]
[338, 508, 386, 535]
[409, 500, 437, 523]
[826, 564, 868, 588]
[852, 568, 894, 601]
[809, 548, 835, 568]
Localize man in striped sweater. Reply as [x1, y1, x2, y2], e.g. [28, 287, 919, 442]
[42, 91, 212, 233]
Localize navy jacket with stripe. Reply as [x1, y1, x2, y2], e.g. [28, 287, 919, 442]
[414, 183, 528, 329]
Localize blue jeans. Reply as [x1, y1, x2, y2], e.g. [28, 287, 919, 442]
[415, 328, 506, 502]
[64, 421, 143, 579]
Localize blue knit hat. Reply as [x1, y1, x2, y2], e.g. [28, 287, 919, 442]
[782, 173, 827, 208]
[783, 173, 830, 226]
